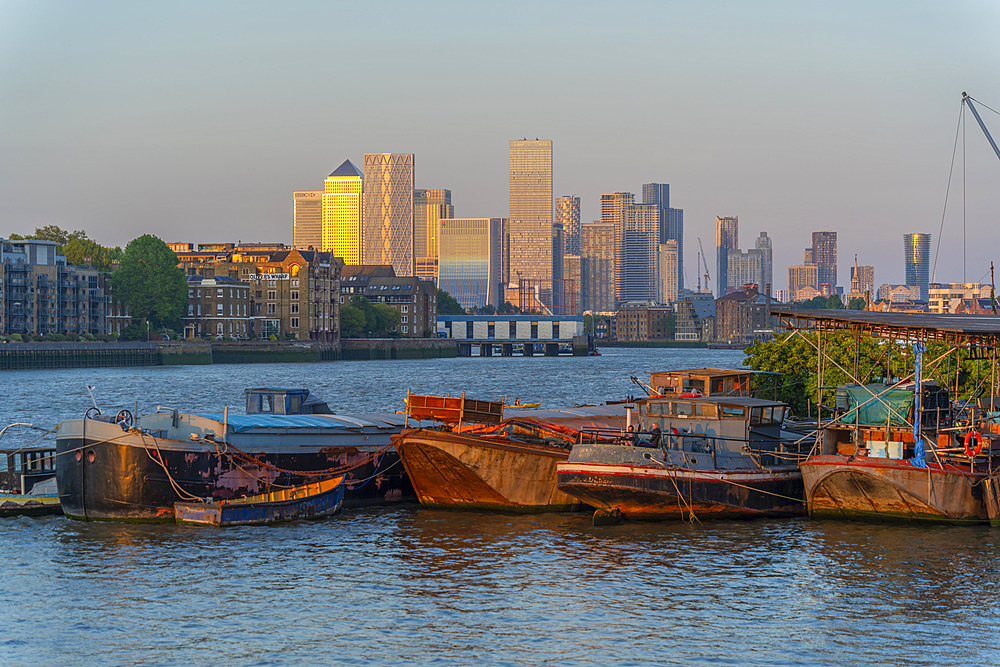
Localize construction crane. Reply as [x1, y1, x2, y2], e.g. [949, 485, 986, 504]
[697, 237, 711, 293]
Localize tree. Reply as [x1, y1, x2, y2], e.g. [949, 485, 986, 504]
[498, 301, 521, 314]
[584, 313, 593, 334]
[826, 294, 844, 309]
[848, 298, 866, 311]
[374, 303, 401, 334]
[437, 288, 465, 315]
[64, 237, 123, 272]
[32, 225, 71, 244]
[340, 306, 366, 338]
[110, 235, 187, 329]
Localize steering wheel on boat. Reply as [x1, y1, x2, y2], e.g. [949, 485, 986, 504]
[116, 410, 134, 429]
[85, 407, 101, 420]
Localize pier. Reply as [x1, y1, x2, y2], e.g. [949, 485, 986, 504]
[437, 315, 592, 356]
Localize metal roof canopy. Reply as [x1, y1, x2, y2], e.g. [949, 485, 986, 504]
[771, 308, 1000, 347]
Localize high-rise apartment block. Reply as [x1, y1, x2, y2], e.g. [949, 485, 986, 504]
[619, 203, 659, 303]
[904, 233, 931, 300]
[716, 216, 738, 297]
[602, 192, 635, 304]
[810, 231, 837, 288]
[292, 190, 323, 250]
[563, 254, 582, 316]
[509, 140, 553, 289]
[643, 183, 684, 291]
[581, 221, 614, 313]
[321, 160, 364, 264]
[363, 153, 415, 276]
[414, 188, 454, 284]
[658, 240, 679, 305]
[850, 264, 875, 296]
[437, 218, 502, 311]
[755, 232, 773, 294]
[556, 196, 581, 256]
[727, 248, 763, 291]
[788, 264, 819, 302]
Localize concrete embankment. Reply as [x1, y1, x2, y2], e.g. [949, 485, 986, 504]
[0, 339, 459, 370]
[600, 340, 708, 349]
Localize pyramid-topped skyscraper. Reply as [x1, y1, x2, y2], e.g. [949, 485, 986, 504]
[322, 159, 364, 264]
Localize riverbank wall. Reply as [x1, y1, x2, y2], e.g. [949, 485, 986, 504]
[0, 339, 459, 370]
[600, 340, 708, 349]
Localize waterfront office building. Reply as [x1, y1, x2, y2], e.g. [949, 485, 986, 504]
[556, 196, 581, 256]
[755, 231, 773, 294]
[438, 218, 502, 311]
[904, 232, 931, 300]
[292, 190, 323, 250]
[810, 231, 838, 289]
[322, 160, 364, 264]
[509, 140, 553, 290]
[363, 153, 415, 276]
[643, 183, 684, 291]
[658, 240, 679, 306]
[581, 221, 615, 313]
[716, 216, 738, 297]
[414, 188, 454, 284]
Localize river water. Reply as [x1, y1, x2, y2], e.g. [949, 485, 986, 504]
[2, 348, 999, 666]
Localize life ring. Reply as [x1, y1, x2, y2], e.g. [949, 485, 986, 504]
[964, 430, 984, 457]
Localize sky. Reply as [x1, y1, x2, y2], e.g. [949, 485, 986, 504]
[2, 0, 999, 291]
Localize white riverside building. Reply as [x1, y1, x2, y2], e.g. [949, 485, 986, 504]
[436, 314, 587, 356]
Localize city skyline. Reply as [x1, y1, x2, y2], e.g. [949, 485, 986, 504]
[1, 3, 998, 290]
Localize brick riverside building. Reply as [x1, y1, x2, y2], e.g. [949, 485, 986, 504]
[182, 275, 251, 339]
[340, 265, 436, 337]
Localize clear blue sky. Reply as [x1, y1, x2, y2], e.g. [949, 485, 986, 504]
[2, 0, 998, 290]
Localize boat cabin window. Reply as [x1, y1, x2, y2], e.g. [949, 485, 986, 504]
[750, 407, 765, 425]
[288, 394, 301, 414]
[721, 405, 746, 419]
[749, 406, 784, 424]
[696, 403, 718, 418]
[260, 395, 273, 413]
[713, 379, 726, 393]
[673, 402, 693, 416]
[646, 402, 668, 416]
[683, 379, 705, 393]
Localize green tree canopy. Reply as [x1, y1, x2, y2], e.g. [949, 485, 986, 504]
[339, 305, 366, 338]
[110, 235, 187, 329]
[64, 237, 123, 271]
[848, 298, 866, 310]
[437, 288, 465, 315]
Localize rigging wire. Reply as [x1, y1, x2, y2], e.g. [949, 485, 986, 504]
[931, 101, 964, 283]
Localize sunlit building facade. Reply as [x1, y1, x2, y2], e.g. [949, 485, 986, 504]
[322, 160, 364, 264]
[581, 221, 614, 313]
[788, 264, 819, 302]
[363, 153, 415, 276]
[755, 231, 773, 294]
[904, 232, 931, 300]
[292, 190, 323, 250]
[811, 231, 838, 288]
[438, 218, 502, 310]
[556, 196, 581, 256]
[414, 188, 454, 284]
[619, 203, 659, 303]
[716, 216, 738, 298]
[658, 240, 678, 305]
[509, 140, 553, 288]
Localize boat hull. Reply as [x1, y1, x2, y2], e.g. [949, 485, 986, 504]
[394, 429, 582, 513]
[0, 493, 62, 517]
[175, 477, 345, 526]
[56, 419, 412, 522]
[801, 455, 987, 524]
[557, 461, 804, 521]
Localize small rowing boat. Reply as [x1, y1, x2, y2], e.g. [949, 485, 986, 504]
[174, 475, 345, 526]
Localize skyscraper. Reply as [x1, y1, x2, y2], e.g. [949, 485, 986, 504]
[727, 248, 763, 290]
[509, 139, 553, 289]
[363, 153, 415, 276]
[620, 202, 659, 303]
[602, 191, 636, 304]
[292, 190, 323, 250]
[321, 160, 364, 264]
[658, 240, 678, 305]
[788, 265, 819, 302]
[556, 196, 581, 256]
[810, 231, 837, 287]
[642, 183, 684, 292]
[755, 231, 773, 294]
[716, 216, 738, 297]
[904, 232, 931, 299]
[438, 218, 502, 310]
[414, 188, 454, 283]
[581, 221, 614, 313]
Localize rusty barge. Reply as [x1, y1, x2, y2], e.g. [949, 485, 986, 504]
[394, 393, 629, 513]
[55, 388, 410, 522]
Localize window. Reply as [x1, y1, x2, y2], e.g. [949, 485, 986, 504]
[552, 322, 559, 338]
[256, 291, 262, 298]
[197, 304, 201, 316]
[267, 304, 276, 314]
[673, 402, 693, 416]
[291, 317, 299, 328]
[401, 305, 408, 313]
[229, 304, 233, 316]
[510, 321, 517, 337]
[291, 291, 299, 300]
[188, 305, 193, 316]
[217, 288, 223, 297]
[401, 316, 407, 323]
[188, 289, 193, 298]
[291, 279, 299, 288]
[402, 326, 408, 333]
[197, 289, 201, 298]
[217, 304, 223, 315]
[466, 321, 474, 338]
[291, 303, 299, 313]
[268, 291, 276, 300]
[722, 406, 747, 419]
[340, 297, 344, 303]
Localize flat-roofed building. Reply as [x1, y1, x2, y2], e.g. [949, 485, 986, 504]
[556, 196, 581, 256]
[293, 190, 323, 250]
[414, 188, 454, 283]
[438, 217, 502, 311]
[716, 216, 738, 298]
[363, 153, 414, 276]
[619, 202, 659, 303]
[788, 264, 819, 302]
[509, 140, 553, 291]
[183, 274, 251, 339]
[581, 221, 614, 313]
[340, 264, 436, 337]
[659, 240, 678, 306]
[323, 160, 364, 264]
[928, 282, 982, 313]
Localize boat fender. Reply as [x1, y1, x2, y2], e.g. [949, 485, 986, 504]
[964, 430, 984, 458]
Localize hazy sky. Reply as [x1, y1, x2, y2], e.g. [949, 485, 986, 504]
[2, 1, 998, 290]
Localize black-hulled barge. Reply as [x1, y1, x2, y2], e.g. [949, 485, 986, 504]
[55, 389, 411, 521]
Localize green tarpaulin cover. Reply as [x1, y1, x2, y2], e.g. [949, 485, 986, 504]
[841, 385, 913, 427]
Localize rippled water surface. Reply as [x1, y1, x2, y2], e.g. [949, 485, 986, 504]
[3, 349, 1000, 666]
